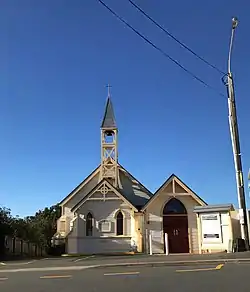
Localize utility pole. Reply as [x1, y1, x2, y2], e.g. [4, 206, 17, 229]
[248, 169, 250, 197]
[223, 17, 249, 249]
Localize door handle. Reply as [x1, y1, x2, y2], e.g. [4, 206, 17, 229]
[173, 229, 179, 236]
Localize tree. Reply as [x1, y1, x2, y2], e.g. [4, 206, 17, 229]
[0, 207, 12, 235]
[24, 204, 61, 249]
[0, 207, 13, 255]
[0, 204, 61, 256]
[10, 216, 33, 242]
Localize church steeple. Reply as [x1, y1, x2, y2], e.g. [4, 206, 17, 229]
[101, 97, 117, 129]
[100, 87, 119, 188]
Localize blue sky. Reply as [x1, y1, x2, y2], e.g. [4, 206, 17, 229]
[0, 0, 249, 217]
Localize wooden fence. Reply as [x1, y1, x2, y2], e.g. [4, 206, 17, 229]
[3, 236, 47, 257]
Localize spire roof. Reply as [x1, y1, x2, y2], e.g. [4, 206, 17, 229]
[101, 97, 117, 129]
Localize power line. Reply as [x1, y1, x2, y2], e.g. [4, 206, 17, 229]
[128, 0, 225, 75]
[98, 0, 225, 98]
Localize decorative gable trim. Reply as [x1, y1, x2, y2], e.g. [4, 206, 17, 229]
[59, 162, 153, 210]
[59, 165, 100, 206]
[96, 180, 113, 195]
[141, 174, 207, 211]
[71, 179, 138, 213]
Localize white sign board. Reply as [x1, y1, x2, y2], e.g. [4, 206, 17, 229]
[151, 230, 162, 240]
[201, 213, 222, 243]
[150, 230, 163, 254]
[99, 220, 111, 232]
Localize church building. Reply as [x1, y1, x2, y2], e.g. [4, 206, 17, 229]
[54, 92, 240, 255]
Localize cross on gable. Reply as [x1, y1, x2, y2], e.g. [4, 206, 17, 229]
[97, 182, 112, 199]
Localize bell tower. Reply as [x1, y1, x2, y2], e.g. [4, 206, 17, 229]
[100, 88, 119, 188]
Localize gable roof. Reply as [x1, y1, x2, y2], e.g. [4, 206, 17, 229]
[118, 164, 153, 209]
[59, 163, 153, 210]
[101, 97, 117, 129]
[141, 173, 207, 211]
[59, 165, 100, 206]
[59, 166, 206, 212]
[71, 178, 138, 212]
[119, 164, 153, 195]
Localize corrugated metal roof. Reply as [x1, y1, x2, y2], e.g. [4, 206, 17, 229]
[118, 166, 153, 209]
[193, 204, 234, 213]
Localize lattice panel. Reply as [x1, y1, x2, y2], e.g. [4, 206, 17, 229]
[103, 148, 116, 160]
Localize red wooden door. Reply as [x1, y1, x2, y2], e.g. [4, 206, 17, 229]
[163, 215, 189, 253]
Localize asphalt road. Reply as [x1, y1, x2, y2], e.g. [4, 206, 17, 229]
[1, 251, 250, 269]
[0, 263, 250, 291]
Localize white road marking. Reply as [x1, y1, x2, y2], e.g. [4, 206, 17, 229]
[0, 260, 38, 267]
[104, 272, 140, 276]
[39, 258, 51, 261]
[74, 255, 95, 262]
[22, 260, 37, 265]
[40, 275, 72, 279]
[0, 266, 91, 273]
[0, 277, 8, 281]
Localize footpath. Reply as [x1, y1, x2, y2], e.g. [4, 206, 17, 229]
[71, 251, 250, 268]
[1, 252, 250, 273]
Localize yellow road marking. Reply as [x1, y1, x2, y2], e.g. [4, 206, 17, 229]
[176, 263, 224, 273]
[104, 272, 140, 276]
[215, 264, 224, 270]
[40, 275, 72, 279]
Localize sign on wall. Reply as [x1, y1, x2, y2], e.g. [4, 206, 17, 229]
[151, 230, 163, 241]
[201, 213, 222, 243]
[99, 220, 112, 232]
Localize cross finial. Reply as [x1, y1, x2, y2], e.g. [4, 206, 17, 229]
[106, 84, 112, 97]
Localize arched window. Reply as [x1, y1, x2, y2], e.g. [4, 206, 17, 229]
[86, 212, 93, 236]
[116, 211, 124, 236]
[163, 198, 187, 215]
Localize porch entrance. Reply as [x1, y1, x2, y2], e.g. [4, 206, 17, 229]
[163, 198, 189, 253]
